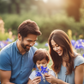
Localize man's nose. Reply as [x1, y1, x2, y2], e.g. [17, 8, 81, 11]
[29, 42, 34, 46]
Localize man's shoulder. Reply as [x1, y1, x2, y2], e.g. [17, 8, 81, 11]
[0, 41, 16, 53]
[30, 46, 37, 52]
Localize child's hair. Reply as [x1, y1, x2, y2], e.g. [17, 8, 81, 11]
[33, 49, 50, 64]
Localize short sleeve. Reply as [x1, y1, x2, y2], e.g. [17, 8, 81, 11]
[29, 70, 36, 80]
[0, 50, 11, 70]
[74, 56, 84, 68]
[50, 70, 56, 78]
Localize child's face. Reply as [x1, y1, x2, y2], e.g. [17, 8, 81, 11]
[36, 58, 48, 71]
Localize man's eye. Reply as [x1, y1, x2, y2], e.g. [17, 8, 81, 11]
[27, 40, 32, 42]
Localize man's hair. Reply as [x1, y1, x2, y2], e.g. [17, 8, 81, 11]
[33, 49, 50, 64]
[18, 19, 41, 38]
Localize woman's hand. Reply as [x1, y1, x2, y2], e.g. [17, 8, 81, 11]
[44, 73, 69, 84]
[27, 76, 41, 84]
[44, 73, 57, 83]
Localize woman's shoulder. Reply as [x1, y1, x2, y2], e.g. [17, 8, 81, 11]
[74, 55, 84, 68]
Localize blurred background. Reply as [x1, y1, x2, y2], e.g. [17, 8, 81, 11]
[0, 0, 84, 58]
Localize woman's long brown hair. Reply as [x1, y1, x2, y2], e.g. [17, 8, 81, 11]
[48, 29, 76, 75]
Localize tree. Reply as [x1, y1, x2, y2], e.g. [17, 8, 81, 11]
[66, 0, 82, 22]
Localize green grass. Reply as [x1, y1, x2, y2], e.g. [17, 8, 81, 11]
[34, 42, 49, 50]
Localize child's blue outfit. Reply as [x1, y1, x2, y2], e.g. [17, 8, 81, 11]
[29, 69, 56, 84]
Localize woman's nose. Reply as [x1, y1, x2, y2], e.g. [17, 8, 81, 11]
[54, 47, 58, 51]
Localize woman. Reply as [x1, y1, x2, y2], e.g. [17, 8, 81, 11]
[45, 29, 84, 84]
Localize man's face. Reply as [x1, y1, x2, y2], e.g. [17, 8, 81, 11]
[20, 34, 38, 52]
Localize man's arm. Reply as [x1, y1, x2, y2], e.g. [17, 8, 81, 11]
[0, 70, 14, 84]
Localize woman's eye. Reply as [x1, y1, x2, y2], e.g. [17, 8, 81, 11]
[56, 45, 59, 47]
[55, 44, 59, 47]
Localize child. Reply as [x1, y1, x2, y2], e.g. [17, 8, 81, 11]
[27, 49, 56, 84]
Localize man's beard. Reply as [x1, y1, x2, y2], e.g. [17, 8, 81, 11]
[21, 42, 31, 52]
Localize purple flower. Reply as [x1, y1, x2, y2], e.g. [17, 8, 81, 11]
[45, 43, 48, 47]
[34, 42, 38, 46]
[0, 41, 6, 49]
[36, 71, 43, 80]
[71, 40, 76, 47]
[83, 54, 84, 58]
[36, 71, 42, 76]
[77, 39, 82, 44]
[41, 66, 49, 74]
[82, 40, 84, 42]
[74, 41, 83, 49]
[6, 38, 12, 42]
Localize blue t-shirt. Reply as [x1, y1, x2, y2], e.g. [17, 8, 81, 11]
[29, 69, 56, 84]
[57, 55, 84, 84]
[0, 41, 37, 84]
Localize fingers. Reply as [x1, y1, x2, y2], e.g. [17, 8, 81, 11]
[32, 76, 41, 84]
[44, 73, 50, 77]
[33, 76, 41, 80]
[44, 74, 52, 83]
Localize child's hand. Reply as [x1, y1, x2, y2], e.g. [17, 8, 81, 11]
[44, 73, 56, 83]
[28, 76, 41, 84]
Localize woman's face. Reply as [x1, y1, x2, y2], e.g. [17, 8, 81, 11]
[51, 39, 63, 56]
[36, 58, 47, 71]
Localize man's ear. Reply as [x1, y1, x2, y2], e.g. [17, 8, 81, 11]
[18, 33, 22, 41]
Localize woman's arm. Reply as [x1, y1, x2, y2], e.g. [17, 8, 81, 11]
[74, 64, 84, 84]
[44, 74, 69, 84]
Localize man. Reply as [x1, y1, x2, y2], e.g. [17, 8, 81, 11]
[0, 20, 41, 84]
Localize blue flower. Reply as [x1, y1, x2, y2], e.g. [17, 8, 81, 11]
[34, 42, 38, 46]
[71, 40, 76, 47]
[77, 39, 82, 44]
[45, 43, 48, 47]
[36, 71, 43, 80]
[6, 38, 12, 42]
[83, 54, 84, 58]
[41, 66, 49, 74]
[0, 41, 6, 49]
[35, 66, 49, 81]
[74, 42, 83, 49]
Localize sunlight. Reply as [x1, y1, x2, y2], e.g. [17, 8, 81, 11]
[43, 0, 65, 7]
[52, 0, 64, 7]
[43, 0, 48, 3]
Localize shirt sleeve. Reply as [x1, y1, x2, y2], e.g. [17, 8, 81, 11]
[50, 70, 56, 78]
[0, 50, 11, 70]
[74, 55, 84, 68]
[29, 70, 36, 80]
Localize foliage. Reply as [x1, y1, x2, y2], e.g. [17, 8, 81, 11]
[0, 13, 84, 42]
[0, 32, 10, 41]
